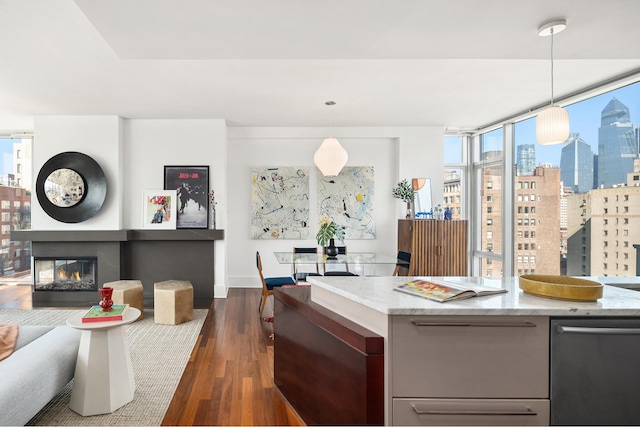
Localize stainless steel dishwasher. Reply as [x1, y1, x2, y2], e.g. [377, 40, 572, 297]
[550, 317, 640, 425]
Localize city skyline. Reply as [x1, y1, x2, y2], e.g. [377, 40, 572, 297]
[516, 82, 640, 167]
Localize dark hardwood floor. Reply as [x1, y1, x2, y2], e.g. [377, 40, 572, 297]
[0, 284, 304, 426]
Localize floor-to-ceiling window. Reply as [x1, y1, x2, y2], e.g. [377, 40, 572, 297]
[444, 135, 466, 220]
[513, 82, 640, 277]
[0, 136, 32, 283]
[470, 78, 640, 277]
[473, 128, 504, 277]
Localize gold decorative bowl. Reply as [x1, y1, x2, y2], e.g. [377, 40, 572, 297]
[519, 275, 603, 302]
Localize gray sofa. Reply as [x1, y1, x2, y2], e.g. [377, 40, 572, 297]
[0, 325, 81, 426]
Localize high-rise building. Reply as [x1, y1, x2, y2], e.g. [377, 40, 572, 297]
[593, 154, 599, 189]
[559, 184, 570, 275]
[597, 97, 637, 188]
[565, 192, 591, 276]
[560, 133, 594, 193]
[516, 144, 535, 176]
[513, 166, 561, 276]
[443, 170, 461, 219]
[568, 159, 640, 277]
[480, 166, 503, 277]
[0, 185, 31, 275]
[589, 188, 640, 277]
[13, 138, 32, 191]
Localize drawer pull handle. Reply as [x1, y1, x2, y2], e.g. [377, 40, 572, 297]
[411, 403, 537, 416]
[411, 320, 536, 328]
[558, 326, 640, 335]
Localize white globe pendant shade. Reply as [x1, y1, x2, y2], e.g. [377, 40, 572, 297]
[536, 105, 570, 145]
[313, 137, 348, 176]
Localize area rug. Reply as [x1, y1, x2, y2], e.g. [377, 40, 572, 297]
[0, 308, 207, 426]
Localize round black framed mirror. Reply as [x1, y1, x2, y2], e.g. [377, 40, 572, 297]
[36, 152, 107, 223]
[43, 168, 86, 208]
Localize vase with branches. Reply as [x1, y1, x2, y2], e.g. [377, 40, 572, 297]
[392, 178, 415, 219]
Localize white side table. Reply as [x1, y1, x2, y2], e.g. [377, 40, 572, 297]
[66, 307, 141, 416]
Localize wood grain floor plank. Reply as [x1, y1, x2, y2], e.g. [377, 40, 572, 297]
[0, 284, 32, 309]
[241, 377, 254, 425]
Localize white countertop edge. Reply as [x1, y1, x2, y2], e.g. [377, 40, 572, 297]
[382, 307, 640, 316]
[307, 276, 640, 317]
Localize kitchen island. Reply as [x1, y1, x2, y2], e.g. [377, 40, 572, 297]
[275, 276, 640, 426]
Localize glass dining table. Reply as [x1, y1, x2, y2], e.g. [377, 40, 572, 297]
[273, 251, 401, 277]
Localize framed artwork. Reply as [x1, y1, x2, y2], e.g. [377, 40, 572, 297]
[164, 166, 209, 229]
[250, 166, 310, 239]
[317, 166, 375, 239]
[142, 190, 177, 229]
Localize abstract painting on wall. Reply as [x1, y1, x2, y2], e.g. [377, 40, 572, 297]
[251, 166, 310, 239]
[317, 166, 375, 239]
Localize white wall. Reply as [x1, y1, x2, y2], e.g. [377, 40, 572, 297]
[227, 126, 444, 288]
[123, 119, 228, 296]
[30, 117, 443, 296]
[33, 116, 123, 230]
[32, 116, 229, 296]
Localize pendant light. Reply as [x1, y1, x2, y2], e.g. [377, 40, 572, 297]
[536, 19, 570, 145]
[314, 101, 348, 176]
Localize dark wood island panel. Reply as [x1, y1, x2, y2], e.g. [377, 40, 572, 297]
[274, 286, 384, 426]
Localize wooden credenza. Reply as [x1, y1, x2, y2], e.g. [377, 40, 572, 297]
[397, 219, 468, 276]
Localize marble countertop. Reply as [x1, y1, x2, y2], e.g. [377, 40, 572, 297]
[307, 276, 640, 316]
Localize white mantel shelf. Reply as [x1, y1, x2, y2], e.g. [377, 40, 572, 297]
[307, 276, 640, 317]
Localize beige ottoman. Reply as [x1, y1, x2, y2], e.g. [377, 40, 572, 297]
[154, 280, 193, 325]
[105, 280, 144, 321]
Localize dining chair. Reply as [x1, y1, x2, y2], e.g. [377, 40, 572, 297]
[392, 250, 412, 276]
[322, 246, 358, 276]
[292, 247, 322, 282]
[256, 251, 296, 316]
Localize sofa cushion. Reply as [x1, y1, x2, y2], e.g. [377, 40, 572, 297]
[14, 325, 54, 352]
[0, 325, 80, 426]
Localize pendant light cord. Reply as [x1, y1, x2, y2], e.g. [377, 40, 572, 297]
[329, 107, 333, 137]
[550, 28, 555, 105]
[326, 100, 335, 137]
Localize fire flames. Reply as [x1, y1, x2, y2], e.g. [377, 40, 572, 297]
[58, 268, 81, 281]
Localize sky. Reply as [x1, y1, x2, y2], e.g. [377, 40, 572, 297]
[0, 138, 13, 174]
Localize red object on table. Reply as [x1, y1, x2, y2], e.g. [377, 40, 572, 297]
[99, 286, 114, 311]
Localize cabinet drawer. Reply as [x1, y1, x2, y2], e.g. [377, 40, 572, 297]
[391, 315, 549, 398]
[393, 398, 550, 426]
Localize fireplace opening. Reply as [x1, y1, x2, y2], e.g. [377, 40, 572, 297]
[34, 257, 97, 291]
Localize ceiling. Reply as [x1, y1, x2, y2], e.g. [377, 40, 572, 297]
[1, 0, 640, 130]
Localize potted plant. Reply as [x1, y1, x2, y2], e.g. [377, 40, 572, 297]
[392, 178, 415, 219]
[316, 217, 345, 258]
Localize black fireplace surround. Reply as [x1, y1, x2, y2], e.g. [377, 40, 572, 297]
[11, 229, 224, 308]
